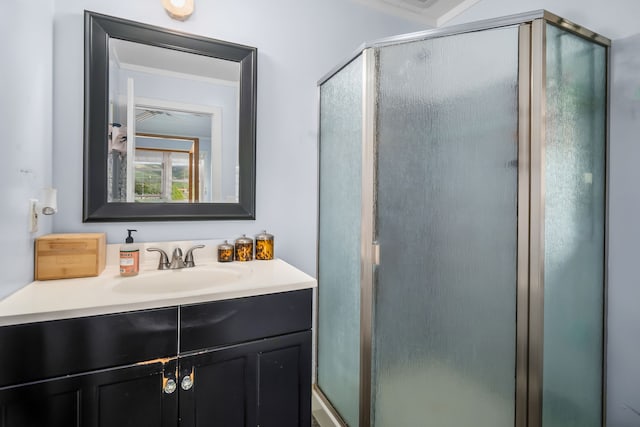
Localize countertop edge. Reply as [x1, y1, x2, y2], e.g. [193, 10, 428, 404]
[0, 280, 316, 327]
[0, 257, 317, 327]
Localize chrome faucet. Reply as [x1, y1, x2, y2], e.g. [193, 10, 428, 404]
[169, 248, 186, 269]
[147, 245, 205, 270]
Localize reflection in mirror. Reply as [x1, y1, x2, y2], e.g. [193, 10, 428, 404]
[107, 39, 240, 204]
[84, 11, 256, 221]
[134, 131, 199, 203]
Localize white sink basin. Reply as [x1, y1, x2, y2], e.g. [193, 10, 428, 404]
[113, 265, 250, 295]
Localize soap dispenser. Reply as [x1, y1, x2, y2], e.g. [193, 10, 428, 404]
[120, 229, 140, 276]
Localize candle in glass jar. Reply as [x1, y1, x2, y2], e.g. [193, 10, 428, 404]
[217, 240, 234, 262]
[255, 230, 274, 260]
[234, 235, 254, 261]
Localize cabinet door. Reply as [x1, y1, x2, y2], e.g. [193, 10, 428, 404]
[0, 360, 178, 427]
[254, 331, 312, 427]
[0, 380, 80, 427]
[179, 331, 311, 427]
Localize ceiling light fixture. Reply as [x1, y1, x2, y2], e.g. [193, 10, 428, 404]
[162, 0, 194, 21]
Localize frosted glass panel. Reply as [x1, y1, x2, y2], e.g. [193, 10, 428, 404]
[317, 55, 362, 427]
[373, 26, 519, 426]
[543, 24, 606, 427]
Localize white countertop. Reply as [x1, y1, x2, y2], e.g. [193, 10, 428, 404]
[0, 241, 316, 327]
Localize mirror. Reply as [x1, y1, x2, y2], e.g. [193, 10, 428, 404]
[84, 11, 256, 221]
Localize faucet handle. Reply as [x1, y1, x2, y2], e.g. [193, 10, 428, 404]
[147, 248, 170, 270]
[184, 245, 205, 268]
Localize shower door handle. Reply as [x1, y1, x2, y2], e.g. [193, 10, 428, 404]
[372, 242, 380, 266]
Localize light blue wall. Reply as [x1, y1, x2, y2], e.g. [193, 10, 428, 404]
[51, 0, 423, 278]
[608, 33, 640, 427]
[0, 2, 54, 298]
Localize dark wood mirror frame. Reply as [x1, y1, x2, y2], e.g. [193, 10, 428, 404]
[84, 11, 256, 222]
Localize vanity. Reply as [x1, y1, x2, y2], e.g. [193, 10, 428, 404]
[0, 9, 314, 425]
[0, 245, 315, 427]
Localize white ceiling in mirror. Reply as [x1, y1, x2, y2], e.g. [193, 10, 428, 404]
[136, 107, 212, 138]
[110, 38, 240, 84]
[353, 0, 480, 26]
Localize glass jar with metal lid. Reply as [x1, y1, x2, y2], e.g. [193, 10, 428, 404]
[217, 240, 234, 262]
[234, 235, 254, 261]
[255, 230, 274, 260]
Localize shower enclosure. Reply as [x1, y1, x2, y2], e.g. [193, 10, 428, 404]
[316, 10, 608, 427]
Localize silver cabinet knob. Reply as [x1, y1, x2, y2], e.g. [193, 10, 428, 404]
[181, 375, 194, 390]
[164, 378, 177, 394]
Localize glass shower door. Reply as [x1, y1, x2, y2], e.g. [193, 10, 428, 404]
[373, 26, 521, 427]
[317, 55, 364, 427]
[542, 23, 607, 427]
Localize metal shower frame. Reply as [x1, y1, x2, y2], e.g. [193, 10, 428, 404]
[315, 10, 611, 427]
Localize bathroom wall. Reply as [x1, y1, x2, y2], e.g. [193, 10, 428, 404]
[608, 33, 640, 427]
[52, 0, 423, 278]
[450, 2, 640, 426]
[0, 2, 55, 298]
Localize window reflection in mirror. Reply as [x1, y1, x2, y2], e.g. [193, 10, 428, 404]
[106, 38, 240, 205]
[133, 134, 197, 203]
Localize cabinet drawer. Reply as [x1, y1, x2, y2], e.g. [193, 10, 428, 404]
[0, 308, 177, 387]
[180, 289, 312, 352]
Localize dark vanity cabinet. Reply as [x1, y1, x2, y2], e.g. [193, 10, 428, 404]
[0, 360, 177, 427]
[0, 289, 312, 427]
[0, 307, 178, 427]
[179, 290, 312, 427]
[178, 331, 311, 427]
